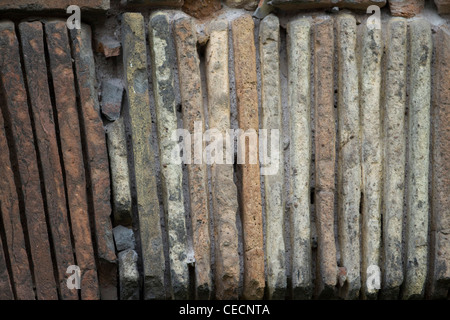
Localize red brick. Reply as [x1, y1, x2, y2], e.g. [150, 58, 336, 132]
[0, 20, 58, 300]
[389, 0, 424, 17]
[45, 20, 100, 300]
[182, 0, 221, 19]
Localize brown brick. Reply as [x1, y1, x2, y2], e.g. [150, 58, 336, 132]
[124, 0, 183, 7]
[0, 237, 13, 300]
[232, 14, 264, 300]
[429, 26, 450, 299]
[313, 18, 337, 299]
[270, 0, 386, 10]
[0, 0, 109, 11]
[389, 0, 424, 17]
[0, 110, 35, 300]
[174, 17, 212, 300]
[435, 0, 450, 14]
[18, 21, 77, 301]
[182, 0, 221, 19]
[0, 21, 58, 300]
[45, 20, 99, 300]
[71, 25, 117, 300]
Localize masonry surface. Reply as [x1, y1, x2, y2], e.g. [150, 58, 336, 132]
[0, 0, 448, 300]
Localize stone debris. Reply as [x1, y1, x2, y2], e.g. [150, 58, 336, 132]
[101, 79, 124, 122]
[114, 225, 136, 252]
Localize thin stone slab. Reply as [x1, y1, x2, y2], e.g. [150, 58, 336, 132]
[232, 14, 265, 301]
[360, 23, 383, 300]
[259, 14, 286, 300]
[45, 19, 99, 300]
[174, 17, 212, 300]
[336, 14, 361, 300]
[381, 17, 407, 300]
[206, 19, 239, 300]
[19, 21, 77, 300]
[0, 20, 58, 300]
[313, 17, 337, 299]
[287, 17, 312, 300]
[122, 12, 165, 300]
[403, 19, 432, 300]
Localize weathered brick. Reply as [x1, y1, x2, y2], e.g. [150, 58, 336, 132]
[270, 0, 386, 10]
[232, 14, 265, 301]
[259, 14, 286, 300]
[0, 0, 109, 11]
[124, 0, 183, 7]
[19, 21, 77, 300]
[45, 19, 99, 300]
[434, 0, 450, 14]
[122, 12, 166, 300]
[336, 14, 361, 300]
[287, 17, 313, 300]
[0, 235, 13, 300]
[313, 17, 337, 299]
[95, 37, 121, 58]
[118, 249, 140, 300]
[389, 0, 424, 17]
[0, 109, 35, 300]
[429, 26, 450, 299]
[182, 0, 221, 19]
[101, 79, 124, 122]
[174, 17, 212, 300]
[71, 24, 118, 300]
[206, 19, 239, 300]
[403, 19, 432, 300]
[0, 20, 58, 300]
[225, 0, 258, 9]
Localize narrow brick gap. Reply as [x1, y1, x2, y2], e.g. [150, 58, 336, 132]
[15, 22, 61, 299]
[68, 26, 102, 296]
[0, 203, 17, 299]
[0, 56, 37, 301]
[42, 21, 80, 300]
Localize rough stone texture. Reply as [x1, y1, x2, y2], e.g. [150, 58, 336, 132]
[287, 17, 312, 300]
[381, 17, 407, 300]
[434, 0, 450, 14]
[95, 37, 121, 58]
[0, 110, 35, 300]
[313, 17, 337, 299]
[122, 12, 166, 300]
[107, 116, 133, 226]
[429, 26, 450, 300]
[270, 0, 386, 10]
[118, 249, 140, 300]
[360, 24, 382, 300]
[232, 14, 265, 301]
[182, 0, 221, 19]
[113, 225, 136, 252]
[174, 17, 212, 300]
[150, 11, 189, 300]
[225, 0, 258, 10]
[259, 14, 286, 300]
[19, 21, 77, 301]
[388, 0, 424, 17]
[0, 238, 13, 300]
[45, 20, 99, 300]
[206, 19, 239, 300]
[124, 0, 183, 6]
[0, 21, 58, 300]
[403, 19, 432, 300]
[101, 79, 124, 122]
[336, 14, 361, 300]
[0, 0, 109, 10]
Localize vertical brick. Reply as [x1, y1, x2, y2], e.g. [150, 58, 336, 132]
[205, 19, 239, 300]
[287, 17, 312, 300]
[336, 14, 361, 300]
[45, 20, 99, 300]
[232, 14, 265, 301]
[259, 14, 286, 300]
[381, 17, 407, 300]
[71, 24, 118, 300]
[149, 11, 189, 300]
[0, 20, 58, 300]
[18, 21, 77, 300]
[429, 26, 450, 299]
[122, 12, 166, 300]
[0, 233, 13, 300]
[174, 17, 212, 300]
[0, 109, 34, 300]
[313, 17, 337, 299]
[403, 19, 432, 300]
[360, 23, 383, 300]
